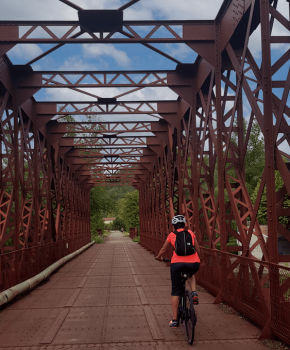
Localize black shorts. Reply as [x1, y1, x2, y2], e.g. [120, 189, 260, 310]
[170, 262, 200, 296]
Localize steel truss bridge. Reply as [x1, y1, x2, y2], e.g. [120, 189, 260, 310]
[1, 0, 290, 343]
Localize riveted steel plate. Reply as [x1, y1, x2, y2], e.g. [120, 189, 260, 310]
[197, 305, 261, 339]
[0, 308, 64, 347]
[135, 262, 155, 268]
[91, 268, 113, 276]
[145, 305, 186, 342]
[133, 267, 159, 275]
[154, 267, 171, 276]
[103, 343, 156, 350]
[9, 288, 80, 309]
[137, 275, 171, 287]
[197, 291, 215, 304]
[111, 275, 135, 287]
[0, 232, 271, 350]
[109, 286, 140, 306]
[111, 268, 132, 276]
[112, 261, 130, 267]
[74, 288, 108, 307]
[73, 262, 96, 269]
[95, 263, 113, 268]
[40, 276, 87, 289]
[57, 268, 90, 277]
[85, 276, 111, 288]
[166, 340, 269, 350]
[52, 307, 106, 344]
[104, 306, 152, 342]
[140, 286, 171, 305]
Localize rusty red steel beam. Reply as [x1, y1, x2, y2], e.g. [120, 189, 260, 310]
[0, 20, 215, 44]
[20, 71, 186, 89]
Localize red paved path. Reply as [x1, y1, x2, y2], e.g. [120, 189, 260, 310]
[0, 232, 269, 349]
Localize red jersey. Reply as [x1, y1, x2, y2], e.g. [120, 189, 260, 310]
[167, 228, 200, 264]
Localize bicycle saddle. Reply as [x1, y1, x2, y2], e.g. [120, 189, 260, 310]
[181, 273, 189, 280]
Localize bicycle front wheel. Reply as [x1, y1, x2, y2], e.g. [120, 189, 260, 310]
[184, 290, 196, 344]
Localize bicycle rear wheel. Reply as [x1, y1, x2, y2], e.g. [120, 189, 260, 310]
[184, 290, 196, 344]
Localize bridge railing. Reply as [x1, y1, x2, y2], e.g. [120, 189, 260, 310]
[139, 233, 290, 344]
[197, 248, 290, 344]
[129, 227, 138, 239]
[0, 235, 91, 293]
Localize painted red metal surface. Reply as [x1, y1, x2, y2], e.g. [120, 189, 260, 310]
[0, 232, 269, 348]
[1, 0, 290, 344]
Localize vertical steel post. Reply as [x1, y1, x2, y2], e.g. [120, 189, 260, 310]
[214, 21, 227, 303]
[12, 93, 20, 282]
[33, 107, 40, 246]
[191, 83, 200, 239]
[259, 0, 278, 338]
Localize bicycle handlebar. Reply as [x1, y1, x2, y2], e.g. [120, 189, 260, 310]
[162, 258, 171, 263]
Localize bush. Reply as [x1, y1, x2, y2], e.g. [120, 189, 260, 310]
[91, 212, 105, 234]
[103, 230, 111, 237]
[133, 236, 140, 243]
[93, 235, 104, 244]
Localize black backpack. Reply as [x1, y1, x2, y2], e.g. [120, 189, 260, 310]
[173, 230, 196, 256]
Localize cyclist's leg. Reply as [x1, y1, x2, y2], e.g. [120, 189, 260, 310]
[185, 263, 200, 304]
[170, 263, 183, 325]
[171, 295, 180, 320]
[187, 274, 196, 292]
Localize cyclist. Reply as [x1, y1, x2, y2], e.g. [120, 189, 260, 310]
[155, 215, 200, 328]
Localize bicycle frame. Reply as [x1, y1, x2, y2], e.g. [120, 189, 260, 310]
[178, 273, 188, 323]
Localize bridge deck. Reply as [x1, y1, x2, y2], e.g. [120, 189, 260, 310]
[0, 232, 268, 349]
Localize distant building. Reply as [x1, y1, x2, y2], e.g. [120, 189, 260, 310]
[103, 217, 116, 224]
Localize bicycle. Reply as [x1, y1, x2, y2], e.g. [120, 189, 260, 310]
[162, 258, 197, 345]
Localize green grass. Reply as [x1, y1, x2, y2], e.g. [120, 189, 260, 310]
[133, 236, 140, 243]
[123, 231, 129, 237]
[103, 230, 111, 237]
[92, 235, 104, 244]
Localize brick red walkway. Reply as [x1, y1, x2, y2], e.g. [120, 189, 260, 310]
[0, 232, 268, 349]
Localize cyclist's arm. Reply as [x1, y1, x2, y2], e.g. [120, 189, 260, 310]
[155, 240, 171, 260]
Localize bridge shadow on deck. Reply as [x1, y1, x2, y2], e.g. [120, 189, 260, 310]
[0, 232, 268, 349]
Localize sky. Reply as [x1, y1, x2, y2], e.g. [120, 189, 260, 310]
[1, 0, 290, 155]
[2, 0, 224, 104]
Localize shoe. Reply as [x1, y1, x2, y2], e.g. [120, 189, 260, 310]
[192, 291, 199, 305]
[169, 319, 179, 328]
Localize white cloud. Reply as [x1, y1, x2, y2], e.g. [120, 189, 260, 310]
[57, 56, 98, 71]
[0, 0, 224, 21]
[40, 85, 177, 102]
[83, 44, 131, 67]
[163, 44, 193, 60]
[7, 44, 43, 60]
[125, 0, 224, 20]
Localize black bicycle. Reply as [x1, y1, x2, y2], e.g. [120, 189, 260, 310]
[162, 258, 197, 345]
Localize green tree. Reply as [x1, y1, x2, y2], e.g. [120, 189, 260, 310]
[112, 216, 126, 230]
[251, 170, 290, 226]
[230, 118, 265, 198]
[116, 190, 139, 231]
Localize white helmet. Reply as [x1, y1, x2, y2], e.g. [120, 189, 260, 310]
[171, 215, 186, 225]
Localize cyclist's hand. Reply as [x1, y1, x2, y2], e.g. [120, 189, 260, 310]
[155, 256, 162, 261]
